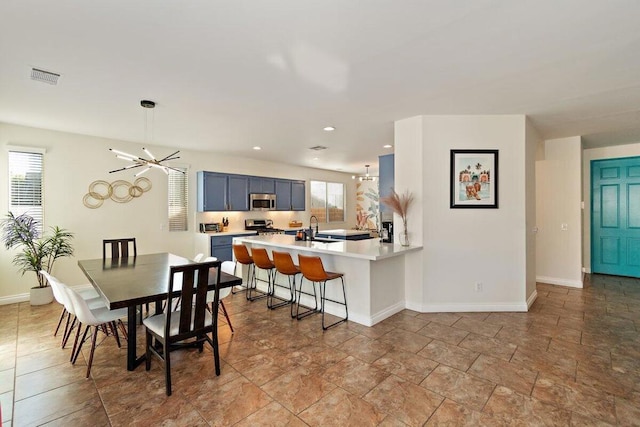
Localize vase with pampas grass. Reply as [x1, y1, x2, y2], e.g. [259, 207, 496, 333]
[380, 189, 415, 246]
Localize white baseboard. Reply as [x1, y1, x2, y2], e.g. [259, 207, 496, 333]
[582, 267, 591, 274]
[405, 300, 528, 313]
[527, 289, 538, 309]
[0, 292, 29, 305]
[536, 275, 583, 288]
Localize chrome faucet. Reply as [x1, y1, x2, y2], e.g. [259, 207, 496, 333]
[309, 215, 319, 240]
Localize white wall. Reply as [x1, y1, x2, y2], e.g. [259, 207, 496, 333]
[582, 142, 640, 272]
[535, 136, 583, 287]
[397, 115, 531, 312]
[525, 119, 540, 300]
[0, 123, 355, 302]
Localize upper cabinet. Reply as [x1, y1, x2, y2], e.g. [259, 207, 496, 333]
[291, 180, 305, 211]
[275, 179, 306, 211]
[274, 180, 291, 211]
[378, 154, 394, 219]
[198, 171, 304, 212]
[249, 177, 275, 194]
[197, 172, 249, 211]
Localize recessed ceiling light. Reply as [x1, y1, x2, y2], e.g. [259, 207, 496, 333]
[253, 146, 262, 150]
[383, 144, 393, 148]
[323, 126, 335, 132]
[313, 157, 319, 161]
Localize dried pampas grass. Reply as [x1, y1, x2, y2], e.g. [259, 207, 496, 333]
[380, 189, 414, 224]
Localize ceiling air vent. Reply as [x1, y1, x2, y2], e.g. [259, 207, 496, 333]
[30, 68, 60, 85]
[309, 145, 328, 151]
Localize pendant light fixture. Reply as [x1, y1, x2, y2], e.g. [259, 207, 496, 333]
[109, 100, 184, 176]
[352, 164, 377, 181]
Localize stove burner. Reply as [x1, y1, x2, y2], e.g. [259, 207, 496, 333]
[245, 219, 284, 235]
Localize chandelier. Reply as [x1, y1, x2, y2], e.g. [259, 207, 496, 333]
[352, 164, 377, 182]
[109, 100, 183, 176]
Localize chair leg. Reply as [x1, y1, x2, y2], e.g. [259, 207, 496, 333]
[296, 277, 319, 320]
[219, 301, 234, 333]
[85, 326, 99, 378]
[213, 304, 221, 377]
[62, 315, 76, 349]
[289, 275, 297, 319]
[54, 307, 67, 336]
[145, 330, 152, 371]
[247, 264, 268, 301]
[321, 277, 349, 330]
[111, 321, 122, 348]
[164, 341, 172, 396]
[72, 324, 89, 364]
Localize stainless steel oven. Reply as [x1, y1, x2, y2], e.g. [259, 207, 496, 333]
[249, 193, 276, 211]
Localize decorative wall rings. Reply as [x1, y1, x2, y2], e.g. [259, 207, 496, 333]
[83, 177, 152, 208]
[88, 180, 113, 200]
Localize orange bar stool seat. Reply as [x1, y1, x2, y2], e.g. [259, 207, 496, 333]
[298, 254, 348, 330]
[271, 251, 300, 315]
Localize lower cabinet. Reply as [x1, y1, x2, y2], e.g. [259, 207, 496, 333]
[210, 233, 256, 261]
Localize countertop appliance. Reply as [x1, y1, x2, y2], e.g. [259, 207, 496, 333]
[381, 221, 393, 243]
[245, 218, 284, 235]
[250, 193, 276, 211]
[199, 223, 221, 233]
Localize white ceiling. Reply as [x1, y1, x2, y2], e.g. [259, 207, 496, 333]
[2, 1, 640, 175]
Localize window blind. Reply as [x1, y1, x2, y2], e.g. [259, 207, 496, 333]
[8, 150, 44, 234]
[168, 168, 188, 231]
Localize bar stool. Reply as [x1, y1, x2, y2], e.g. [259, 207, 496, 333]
[298, 255, 348, 330]
[271, 251, 299, 314]
[250, 248, 275, 303]
[232, 244, 263, 301]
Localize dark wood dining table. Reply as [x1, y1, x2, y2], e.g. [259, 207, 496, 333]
[78, 252, 242, 371]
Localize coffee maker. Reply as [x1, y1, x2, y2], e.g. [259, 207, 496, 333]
[381, 221, 393, 243]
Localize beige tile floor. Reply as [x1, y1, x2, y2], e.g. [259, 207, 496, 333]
[1, 275, 640, 426]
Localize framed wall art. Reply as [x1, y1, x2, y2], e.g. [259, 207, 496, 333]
[450, 149, 498, 209]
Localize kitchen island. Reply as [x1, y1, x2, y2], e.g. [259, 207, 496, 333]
[232, 234, 422, 326]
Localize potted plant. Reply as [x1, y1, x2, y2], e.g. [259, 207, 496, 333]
[380, 189, 415, 246]
[1, 212, 75, 305]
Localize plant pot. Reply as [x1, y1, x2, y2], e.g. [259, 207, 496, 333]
[30, 286, 54, 305]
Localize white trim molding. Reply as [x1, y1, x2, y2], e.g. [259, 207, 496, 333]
[536, 275, 583, 288]
[527, 289, 538, 309]
[0, 292, 29, 305]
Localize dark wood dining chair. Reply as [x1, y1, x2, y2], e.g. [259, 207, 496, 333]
[143, 259, 222, 396]
[103, 238, 137, 260]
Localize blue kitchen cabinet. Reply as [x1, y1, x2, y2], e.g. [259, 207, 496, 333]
[275, 179, 305, 211]
[291, 180, 306, 211]
[227, 174, 249, 211]
[275, 179, 292, 211]
[210, 233, 255, 261]
[378, 154, 394, 218]
[197, 171, 227, 211]
[249, 177, 275, 194]
[197, 172, 249, 211]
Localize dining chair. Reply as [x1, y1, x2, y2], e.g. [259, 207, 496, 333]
[64, 286, 128, 378]
[298, 254, 348, 330]
[103, 237, 137, 260]
[143, 259, 222, 396]
[103, 237, 145, 319]
[39, 271, 103, 349]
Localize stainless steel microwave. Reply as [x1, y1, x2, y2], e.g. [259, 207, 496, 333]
[250, 193, 276, 211]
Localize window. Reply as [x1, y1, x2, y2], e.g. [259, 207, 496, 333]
[8, 148, 44, 234]
[168, 168, 188, 231]
[310, 180, 345, 222]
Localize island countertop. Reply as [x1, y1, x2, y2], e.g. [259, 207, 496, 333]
[232, 234, 421, 261]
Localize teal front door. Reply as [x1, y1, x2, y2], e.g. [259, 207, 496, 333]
[592, 156, 640, 277]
